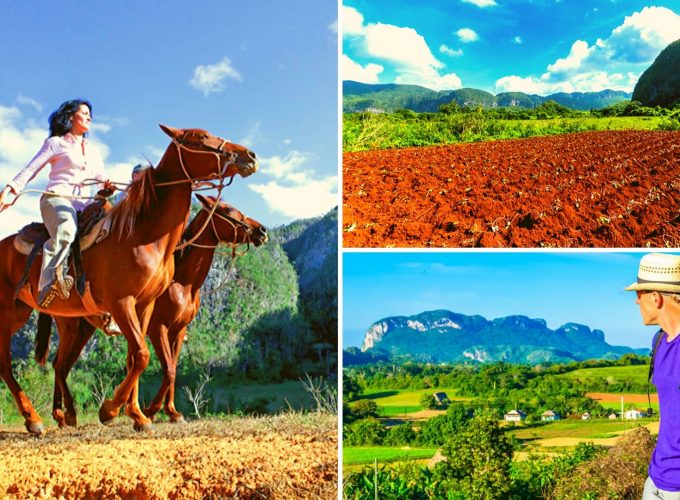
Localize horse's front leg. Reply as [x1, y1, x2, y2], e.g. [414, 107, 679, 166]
[52, 317, 96, 427]
[143, 321, 172, 420]
[99, 297, 154, 432]
[0, 300, 44, 435]
[164, 326, 188, 423]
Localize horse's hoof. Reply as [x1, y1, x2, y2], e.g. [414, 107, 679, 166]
[169, 415, 186, 424]
[25, 420, 45, 436]
[99, 400, 119, 425]
[142, 408, 157, 421]
[133, 421, 154, 433]
[53, 409, 65, 427]
[64, 412, 77, 427]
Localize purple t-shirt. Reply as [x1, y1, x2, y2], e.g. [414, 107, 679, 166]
[650, 330, 680, 491]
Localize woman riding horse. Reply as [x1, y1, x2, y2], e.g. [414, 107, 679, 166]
[0, 124, 257, 434]
[0, 100, 114, 310]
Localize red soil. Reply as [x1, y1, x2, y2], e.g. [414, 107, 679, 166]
[343, 131, 680, 248]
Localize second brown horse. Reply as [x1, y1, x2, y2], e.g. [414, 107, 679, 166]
[35, 194, 268, 427]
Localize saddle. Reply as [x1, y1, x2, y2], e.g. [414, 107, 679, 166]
[13, 198, 114, 299]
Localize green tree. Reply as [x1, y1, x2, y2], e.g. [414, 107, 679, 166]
[434, 418, 514, 499]
[350, 399, 379, 420]
[420, 392, 437, 409]
[439, 100, 461, 114]
[345, 417, 386, 446]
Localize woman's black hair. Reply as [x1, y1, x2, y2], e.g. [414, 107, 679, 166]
[48, 99, 92, 137]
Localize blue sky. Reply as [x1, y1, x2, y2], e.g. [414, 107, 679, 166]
[343, 251, 666, 350]
[343, 0, 680, 94]
[0, 0, 338, 238]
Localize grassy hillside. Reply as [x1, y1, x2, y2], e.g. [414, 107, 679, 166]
[559, 364, 650, 389]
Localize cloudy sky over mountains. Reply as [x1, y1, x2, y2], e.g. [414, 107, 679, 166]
[343, 0, 680, 94]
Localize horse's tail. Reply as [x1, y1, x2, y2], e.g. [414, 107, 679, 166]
[35, 313, 53, 367]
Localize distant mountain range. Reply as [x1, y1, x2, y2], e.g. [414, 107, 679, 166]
[343, 81, 632, 112]
[345, 309, 647, 366]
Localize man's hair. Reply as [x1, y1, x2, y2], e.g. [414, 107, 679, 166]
[661, 292, 680, 306]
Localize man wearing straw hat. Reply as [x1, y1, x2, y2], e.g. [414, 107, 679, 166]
[627, 253, 680, 499]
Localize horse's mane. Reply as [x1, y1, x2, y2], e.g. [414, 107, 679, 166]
[109, 167, 157, 240]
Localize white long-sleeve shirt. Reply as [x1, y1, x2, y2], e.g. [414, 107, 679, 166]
[9, 133, 106, 210]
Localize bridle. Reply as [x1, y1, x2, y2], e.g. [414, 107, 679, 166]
[185, 207, 255, 252]
[155, 135, 242, 189]
[165, 133, 255, 251]
[180, 206, 264, 297]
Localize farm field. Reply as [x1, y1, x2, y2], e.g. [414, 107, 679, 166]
[559, 364, 650, 386]
[344, 446, 438, 466]
[343, 130, 680, 248]
[587, 392, 659, 412]
[507, 418, 657, 446]
[0, 414, 337, 499]
[363, 387, 469, 416]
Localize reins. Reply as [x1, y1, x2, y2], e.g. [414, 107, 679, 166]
[177, 207, 256, 297]
[164, 137, 242, 251]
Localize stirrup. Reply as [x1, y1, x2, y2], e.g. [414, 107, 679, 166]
[38, 282, 60, 308]
[56, 275, 74, 300]
[54, 266, 74, 300]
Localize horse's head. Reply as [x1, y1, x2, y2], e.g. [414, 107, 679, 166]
[196, 194, 268, 247]
[160, 125, 258, 181]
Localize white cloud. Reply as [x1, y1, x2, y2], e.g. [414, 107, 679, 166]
[343, 6, 365, 36]
[495, 6, 680, 94]
[239, 121, 262, 149]
[189, 57, 242, 96]
[17, 95, 42, 112]
[90, 123, 112, 134]
[248, 150, 337, 219]
[456, 28, 479, 43]
[461, 0, 497, 7]
[249, 177, 337, 219]
[328, 20, 338, 34]
[547, 40, 592, 75]
[395, 69, 463, 91]
[342, 54, 384, 83]
[513, 36, 523, 44]
[342, 6, 464, 90]
[439, 44, 463, 57]
[607, 6, 680, 63]
[365, 23, 443, 69]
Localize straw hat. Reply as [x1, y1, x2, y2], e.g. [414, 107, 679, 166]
[625, 253, 680, 293]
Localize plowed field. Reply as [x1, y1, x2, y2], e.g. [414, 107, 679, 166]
[0, 414, 337, 499]
[343, 130, 680, 247]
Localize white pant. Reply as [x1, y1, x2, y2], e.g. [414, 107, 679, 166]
[644, 477, 680, 499]
[39, 194, 77, 292]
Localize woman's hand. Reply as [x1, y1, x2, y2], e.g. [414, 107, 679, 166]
[0, 185, 15, 212]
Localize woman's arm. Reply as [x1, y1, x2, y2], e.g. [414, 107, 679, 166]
[8, 138, 55, 194]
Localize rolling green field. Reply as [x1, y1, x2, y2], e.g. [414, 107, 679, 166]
[363, 388, 469, 415]
[344, 446, 439, 466]
[559, 364, 650, 387]
[343, 113, 666, 152]
[507, 418, 654, 441]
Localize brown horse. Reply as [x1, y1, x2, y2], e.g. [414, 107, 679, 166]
[36, 194, 268, 427]
[0, 125, 257, 434]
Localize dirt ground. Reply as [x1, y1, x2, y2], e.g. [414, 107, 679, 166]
[343, 130, 680, 248]
[586, 392, 658, 404]
[0, 414, 337, 499]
